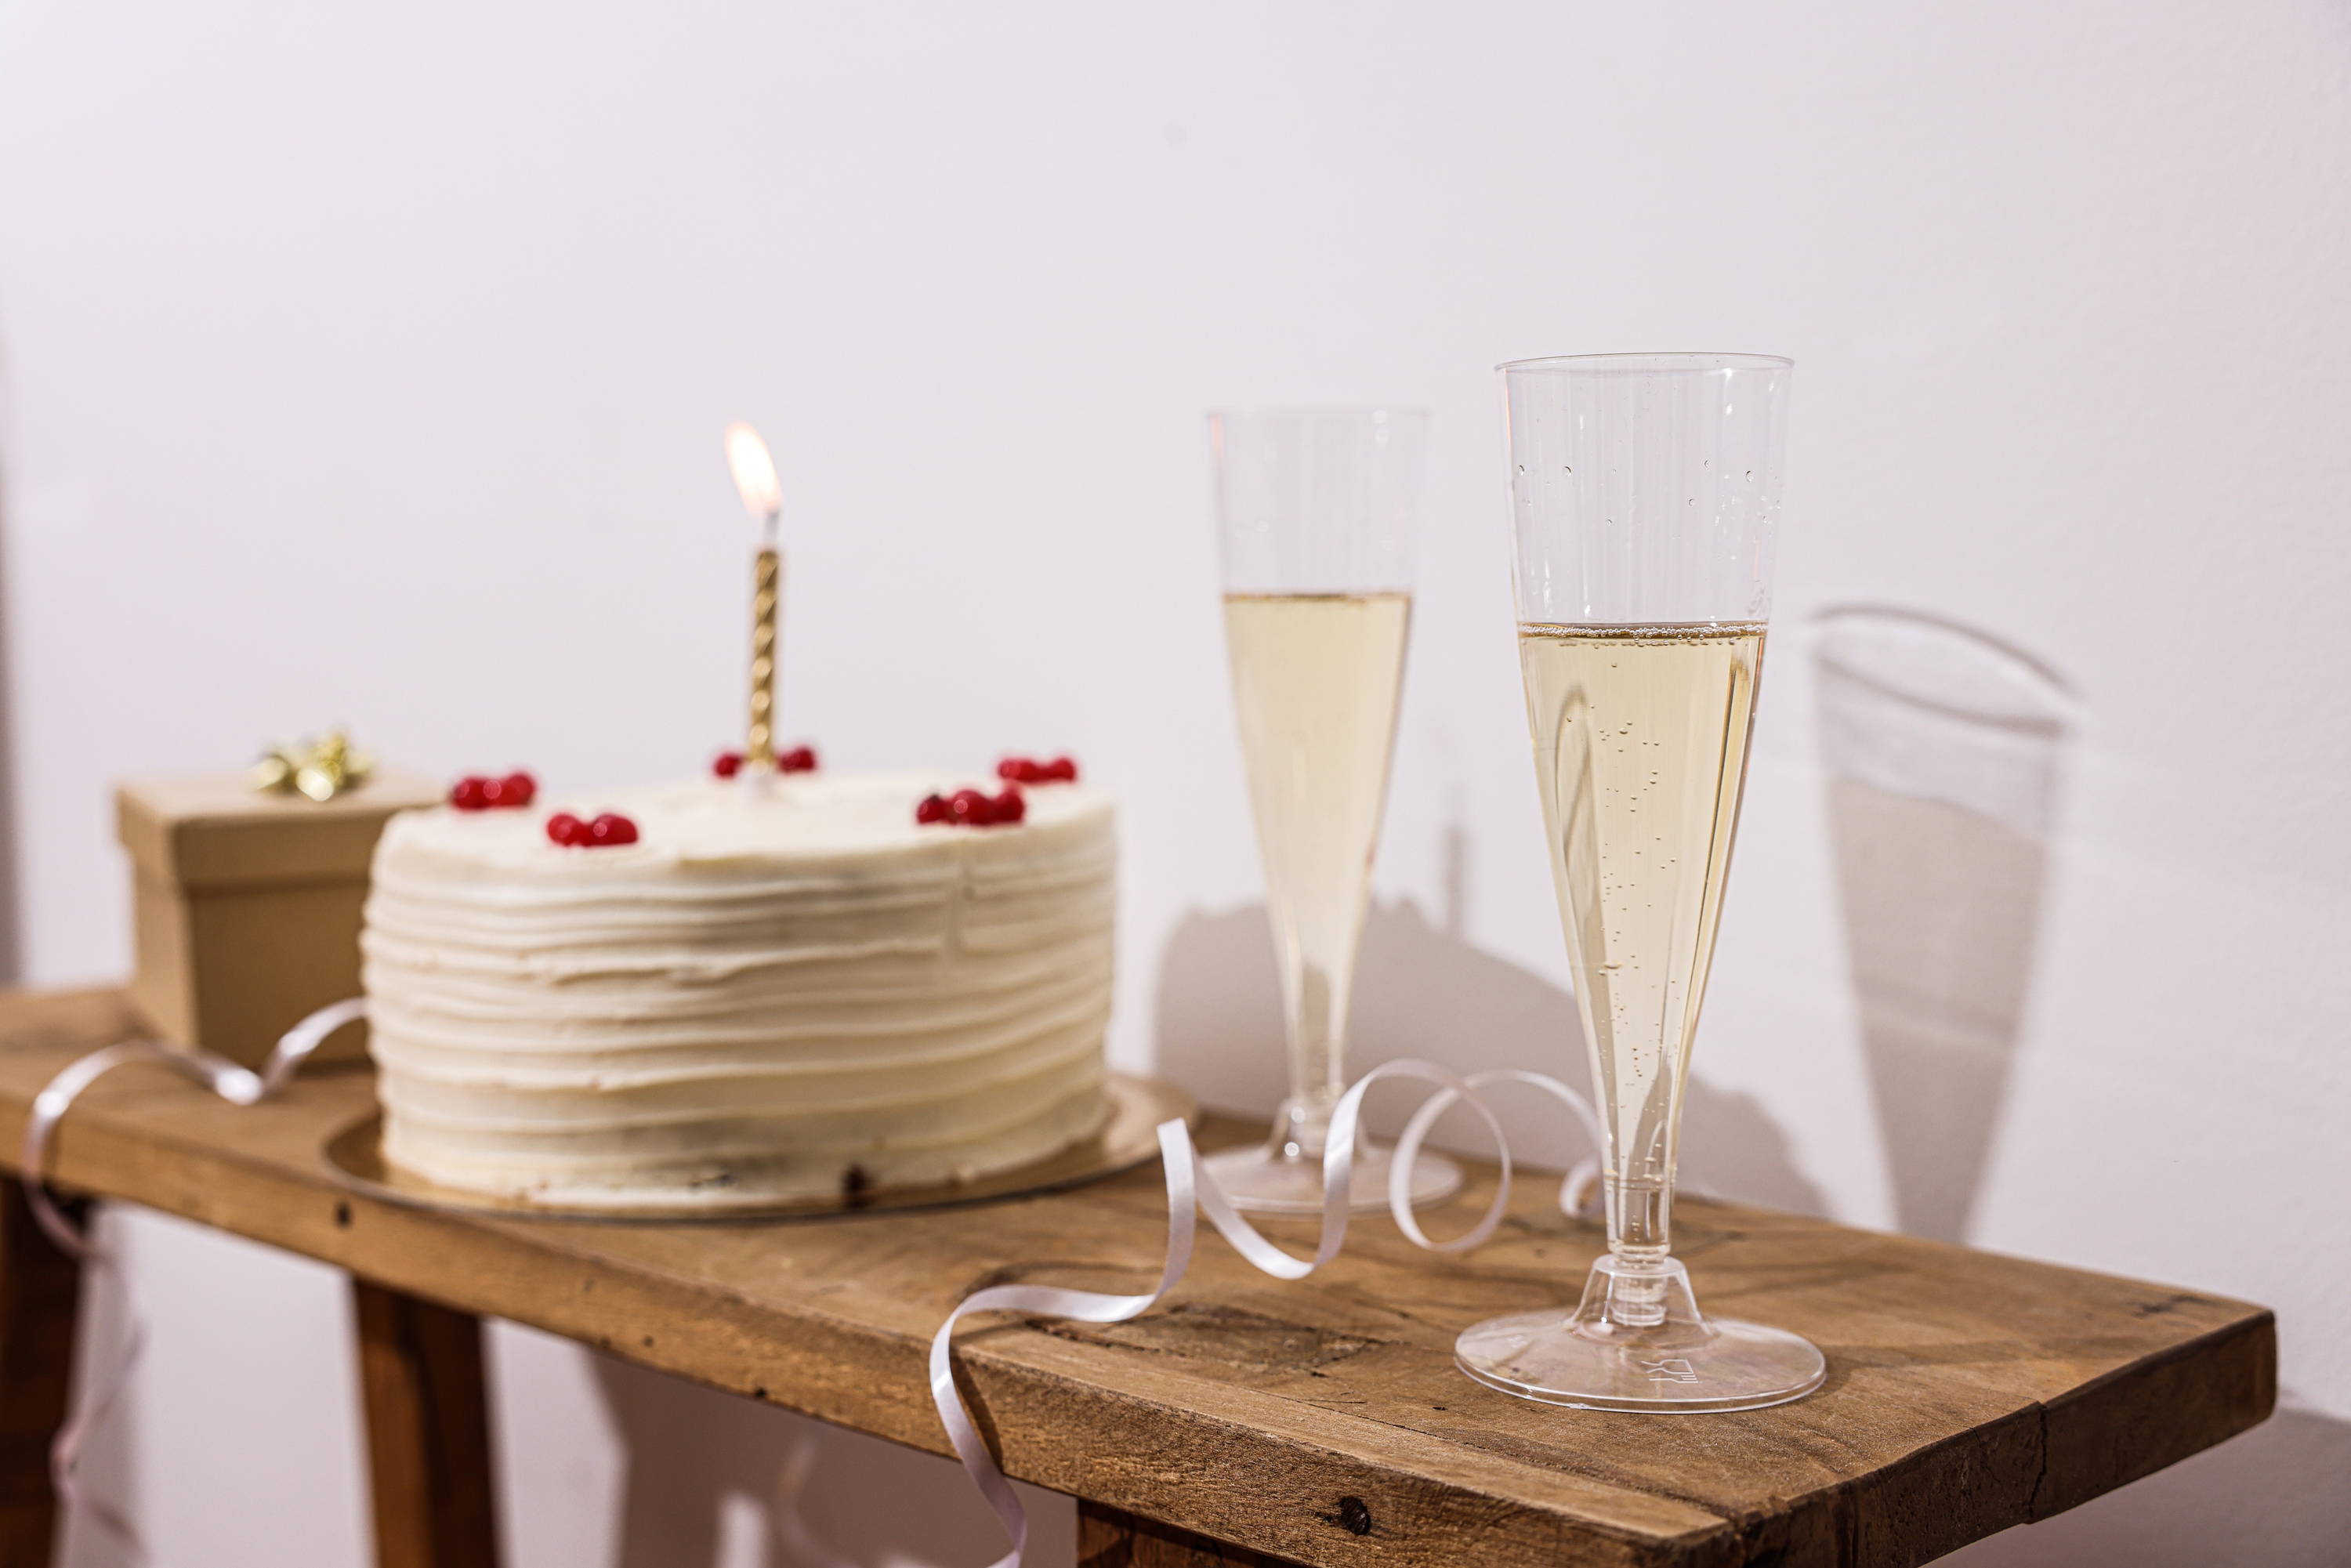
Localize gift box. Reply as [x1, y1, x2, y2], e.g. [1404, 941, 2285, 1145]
[116, 769, 442, 1067]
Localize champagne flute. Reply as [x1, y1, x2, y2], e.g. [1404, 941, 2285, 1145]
[1454, 354, 1825, 1410]
[1204, 407, 1462, 1214]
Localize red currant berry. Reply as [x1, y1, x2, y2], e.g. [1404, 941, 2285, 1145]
[996, 757, 1027, 781]
[450, 776, 491, 810]
[991, 786, 1027, 824]
[947, 788, 994, 826]
[545, 812, 587, 846]
[1044, 756, 1078, 783]
[778, 744, 818, 773]
[915, 793, 951, 824]
[499, 772, 537, 808]
[588, 813, 639, 847]
[712, 751, 743, 780]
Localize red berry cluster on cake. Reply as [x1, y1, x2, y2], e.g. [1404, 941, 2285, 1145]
[712, 745, 817, 779]
[447, 771, 537, 810]
[912, 755, 1082, 828]
[360, 750, 1115, 1208]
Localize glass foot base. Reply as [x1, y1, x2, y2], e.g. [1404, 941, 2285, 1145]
[1201, 1140, 1463, 1215]
[1455, 1255, 1825, 1412]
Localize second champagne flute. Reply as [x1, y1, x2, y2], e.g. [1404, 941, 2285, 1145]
[1453, 353, 1824, 1410]
[1205, 407, 1462, 1215]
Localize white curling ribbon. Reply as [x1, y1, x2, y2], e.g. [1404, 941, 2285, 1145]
[929, 1058, 1603, 1568]
[16, 996, 369, 1555]
[22, 1006, 1603, 1567]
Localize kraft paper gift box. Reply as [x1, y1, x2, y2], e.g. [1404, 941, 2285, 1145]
[115, 770, 442, 1068]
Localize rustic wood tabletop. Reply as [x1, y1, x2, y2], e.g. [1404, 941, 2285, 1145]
[0, 987, 2273, 1568]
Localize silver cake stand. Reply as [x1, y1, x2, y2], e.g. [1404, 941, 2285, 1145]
[321, 1073, 1194, 1224]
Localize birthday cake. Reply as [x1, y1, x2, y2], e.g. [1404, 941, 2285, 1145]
[358, 765, 1115, 1208]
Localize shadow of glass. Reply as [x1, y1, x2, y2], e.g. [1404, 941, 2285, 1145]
[1813, 607, 2074, 1244]
[1154, 898, 1825, 1217]
[585, 1338, 1074, 1567]
[1944, 1404, 2351, 1566]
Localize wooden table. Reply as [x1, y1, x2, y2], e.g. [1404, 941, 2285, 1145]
[0, 989, 2273, 1568]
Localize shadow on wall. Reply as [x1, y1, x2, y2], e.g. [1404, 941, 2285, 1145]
[1813, 607, 2074, 1245]
[0, 338, 22, 983]
[586, 1351, 1074, 1568]
[1948, 1403, 2351, 1567]
[1155, 899, 1825, 1218]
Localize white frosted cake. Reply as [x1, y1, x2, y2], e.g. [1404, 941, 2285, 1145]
[359, 772, 1115, 1208]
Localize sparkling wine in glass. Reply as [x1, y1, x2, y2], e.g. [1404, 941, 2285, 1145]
[1454, 354, 1825, 1410]
[1205, 408, 1462, 1215]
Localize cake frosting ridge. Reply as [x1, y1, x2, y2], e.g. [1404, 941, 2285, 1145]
[360, 771, 1115, 1207]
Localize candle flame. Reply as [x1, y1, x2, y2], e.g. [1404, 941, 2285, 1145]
[724, 422, 781, 522]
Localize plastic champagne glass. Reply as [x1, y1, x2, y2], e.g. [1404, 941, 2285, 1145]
[1454, 354, 1825, 1410]
[1204, 408, 1462, 1214]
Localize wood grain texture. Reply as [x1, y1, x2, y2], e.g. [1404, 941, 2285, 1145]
[0, 1182, 81, 1568]
[0, 987, 2275, 1568]
[1080, 1500, 1303, 1566]
[353, 1280, 499, 1568]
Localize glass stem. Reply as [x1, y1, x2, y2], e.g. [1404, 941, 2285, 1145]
[1603, 1173, 1675, 1327]
[1274, 1092, 1337, 1160]
[1277, 958, 1346, 1160]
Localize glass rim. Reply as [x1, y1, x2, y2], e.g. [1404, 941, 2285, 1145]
[1495, 351, 1792, 375]
[1204, 404, 1432, 422]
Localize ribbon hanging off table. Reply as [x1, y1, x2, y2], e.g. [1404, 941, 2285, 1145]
[929, 1059, 1604, 1568]
[16, 997, 370, 1554]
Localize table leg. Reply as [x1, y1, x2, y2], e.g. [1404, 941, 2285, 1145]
[352, 1280, 498, 1568]
[0, 1184, 81, 1568]
[1078, 1500, 1304, 1568]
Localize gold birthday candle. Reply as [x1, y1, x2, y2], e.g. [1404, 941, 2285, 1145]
[748, 543, 780, 766]
[725, 423, 784, 770]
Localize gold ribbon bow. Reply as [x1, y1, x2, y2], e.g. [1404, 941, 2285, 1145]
[251, 730, 375, 802]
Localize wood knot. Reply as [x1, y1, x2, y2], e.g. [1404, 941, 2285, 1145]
[1318, 1496, 1374, 1536]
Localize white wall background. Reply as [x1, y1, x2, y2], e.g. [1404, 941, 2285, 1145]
[3, 2, 2348, 1563]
